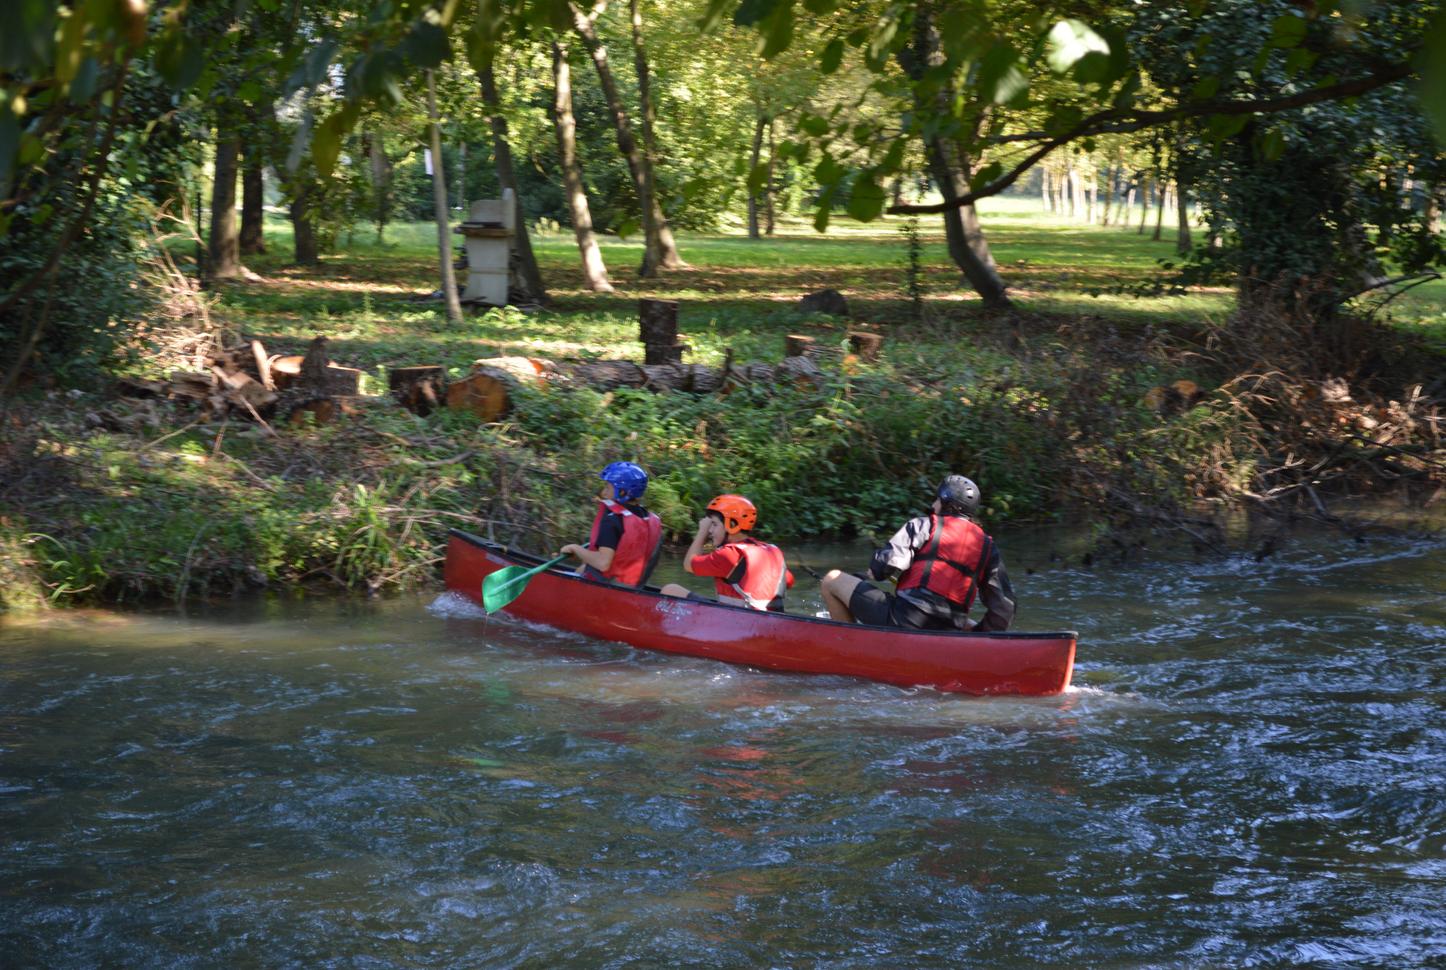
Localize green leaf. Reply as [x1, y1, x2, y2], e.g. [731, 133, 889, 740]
[759, 2, 794, 59]
[1191, 76, 1220, 100]
[1420, 8, 1446, 145]
[734, 0, 784, 28]
[977, 43, 1028, 105]
[1045, 19, 1109, 75]
[69, 57, 100, 104]
[847, 174, 885, 222]
[615, 216, 639, 239]
[155, 28, 205, 90]
[1204, 113, 1250, 141]
[286, 39, 340, 94]
[0, 1, 57, 74]
[747, 160, 770, 195]
[801, 0, 836, 13]
[819, 38, 844, 74]
[798, 113, 830, 137]
[1283, 46, 1318, 76]
[969, 161, 1003, 192]
[55, 6, 87, 86]
[1259, 128, 1285, 162]
[0, 107, 18, 199]
[1268, 14, 1307, 49]
[400, 20, 451, 69]
[312, 102, 360, 179]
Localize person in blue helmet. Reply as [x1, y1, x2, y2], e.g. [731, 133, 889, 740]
[560, 461, 663, 587]
[820, 475, 1015, 631]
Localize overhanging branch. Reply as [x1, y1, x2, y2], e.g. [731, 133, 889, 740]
[888, 62, 1414, 216]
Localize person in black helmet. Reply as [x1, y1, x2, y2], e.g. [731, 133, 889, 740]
[820, 475, 1015, 631]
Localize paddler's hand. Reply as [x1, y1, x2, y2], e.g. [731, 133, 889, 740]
[559, 543, 583, 559]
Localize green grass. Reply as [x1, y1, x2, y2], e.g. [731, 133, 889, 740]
[6, 197, 1440, 610]
[217, 196, 1239, 374]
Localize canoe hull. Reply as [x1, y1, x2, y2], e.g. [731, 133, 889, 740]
[444, 531, 1076, 696]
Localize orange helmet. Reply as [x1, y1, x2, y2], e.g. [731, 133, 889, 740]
[706, 494, 757, 534]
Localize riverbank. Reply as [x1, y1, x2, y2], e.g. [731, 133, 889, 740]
[3, 204, 1442, 612]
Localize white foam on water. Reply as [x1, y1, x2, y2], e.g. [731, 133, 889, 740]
[427, 591, 489, 619]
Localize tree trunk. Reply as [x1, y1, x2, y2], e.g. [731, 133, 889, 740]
[478, 61, 548, 304]
[571, 3, 667, 278]
[747, 113, 766, 240]
[290, 181, 319, 266]
[1041, 167, 1052, 212]
[1176, 181, 1193, 254]
[764, 118, 776, 234]
[1153, 182, 1167, 241]
[240, 144, 266, 255]
[628, 0, 684, 271]
[368, 132, 391, 243]
[900, 11, 1010, 308]
[208, 124, 242, 280]
[1138, 175, 1152, 233]
[552, 42, 613, 293]
[426, 71, 465, 325]
[1100, 163, 1115, 226]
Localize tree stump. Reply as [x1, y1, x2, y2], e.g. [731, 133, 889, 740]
[389, 365, 447, 416]
[639, 298, 679, 344]
[799, 289, 849, 316]
[847, 331, 884, 361]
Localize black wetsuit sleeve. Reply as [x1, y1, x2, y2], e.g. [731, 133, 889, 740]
[973, 545, 1016, 632]
[592, 513, 624, 551]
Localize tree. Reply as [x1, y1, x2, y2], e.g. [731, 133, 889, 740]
[552, 41, 615, 291]
[426, 70, 465, 324]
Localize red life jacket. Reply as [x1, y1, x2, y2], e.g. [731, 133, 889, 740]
[896, 514, 993, 611]
[586, 500, 662, 587]
[713, 537, 789, 611]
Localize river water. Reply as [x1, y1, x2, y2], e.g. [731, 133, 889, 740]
[2, 527, 1444, 968]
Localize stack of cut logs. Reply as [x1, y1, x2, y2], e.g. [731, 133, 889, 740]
[117, 335, 363, 426]
[114, 297, 886, 429]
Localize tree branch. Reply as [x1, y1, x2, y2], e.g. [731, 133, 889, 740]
[889, 62, 1414, 216]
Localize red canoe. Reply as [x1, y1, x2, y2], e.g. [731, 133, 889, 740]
[444, 530, 1076, 696]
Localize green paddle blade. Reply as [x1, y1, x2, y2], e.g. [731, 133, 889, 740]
[482, 555, 567, 613]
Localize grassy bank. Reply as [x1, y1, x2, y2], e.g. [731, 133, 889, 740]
[3, 199, 1441, 612]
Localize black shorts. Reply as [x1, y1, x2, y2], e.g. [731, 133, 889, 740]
[848, 581, 954, 630]
[848, 581, 903, 627]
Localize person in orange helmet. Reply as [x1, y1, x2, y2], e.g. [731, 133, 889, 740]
[660, 494, 795, 611]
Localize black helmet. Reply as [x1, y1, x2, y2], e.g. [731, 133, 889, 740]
[936, 475, 980, 516]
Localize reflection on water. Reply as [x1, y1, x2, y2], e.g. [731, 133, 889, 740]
[2, 527, 1444, 967]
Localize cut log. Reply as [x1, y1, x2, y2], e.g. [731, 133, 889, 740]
[639, 298, 679, 344]
[269, 356, 359, 395]
[324, 365, 362, 396]
[389, 365, 447, 417]
[448, 366, 535, 422]
[251, 339, 274, 390]
[644, 342, 687, 366]
[775, 355, 824, 388]
[847, 331, 884, 361]
[785, 334, 816, 357]
[116, 376, 165, 398]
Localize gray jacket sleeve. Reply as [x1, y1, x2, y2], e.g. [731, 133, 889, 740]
[868, 516, 931, 581]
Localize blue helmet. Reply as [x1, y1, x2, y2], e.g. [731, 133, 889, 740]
[599, 461, 649, 503]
